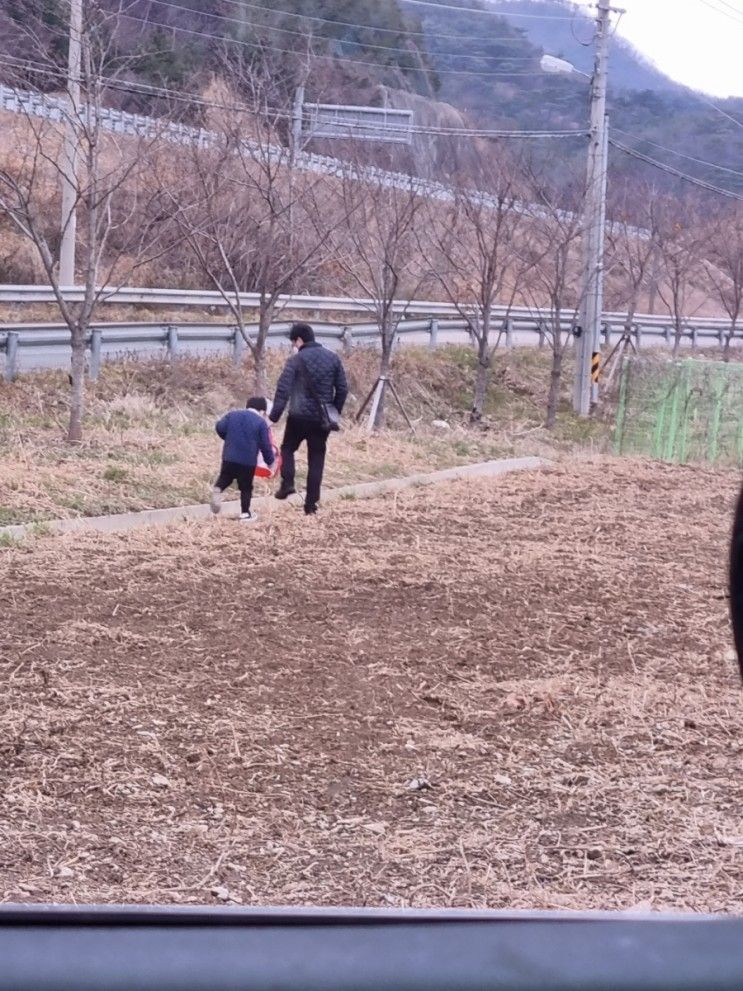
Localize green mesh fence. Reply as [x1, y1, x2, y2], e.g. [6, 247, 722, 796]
[614, 357, 743, 466]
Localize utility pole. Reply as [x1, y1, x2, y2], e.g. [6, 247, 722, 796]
[289, 84, 305, 166]
[235, 0, 250, 41]
[59, 0, 82, 287]
[574, 0, 614, 416]
[591, 115, 609, 406]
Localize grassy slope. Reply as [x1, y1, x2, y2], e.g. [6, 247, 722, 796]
[0, 346, 612, 525]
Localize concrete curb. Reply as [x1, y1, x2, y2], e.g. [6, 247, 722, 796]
[0, 456, 549, 542]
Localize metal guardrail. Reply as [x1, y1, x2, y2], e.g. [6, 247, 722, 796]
[0, 284, 463, 314]
[0, 83, 210, 146]
[0, 312, 734, 381]
[0, 283, 733, 329]
[0, 904, 741, 991]
[0, 83, 649, 238]
[0, 83, 509, 205]
[0, 82, 478, 203]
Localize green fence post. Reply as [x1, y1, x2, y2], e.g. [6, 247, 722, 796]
[664, 363, 683, 462]
[677, 361, 694, 464]
[614, 356, 630, 455]
[707, 368, 725, 464]
[651, 374, 671, 460]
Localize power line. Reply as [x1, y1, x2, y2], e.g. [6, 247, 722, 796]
[400, 0, 576, 18]
[153, 0, 540, 47]
[612, 127, 743, 179]
[117, 11, 552, 78]
[691, 90, 743, 129]
[698, 0, 743, 24]
[138, 0, 539, 63]
[717, 0, 743, 14]
[610, 138, 743, 201]
[0, 58, 585, 139]
[0, 45, 588, 129]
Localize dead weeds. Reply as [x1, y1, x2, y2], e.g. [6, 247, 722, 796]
[0, 350, 611, 524]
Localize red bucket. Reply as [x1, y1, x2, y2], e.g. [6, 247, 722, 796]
[255, 431, 281, 480]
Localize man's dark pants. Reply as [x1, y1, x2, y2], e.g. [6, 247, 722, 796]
[215, 461, 256, 514]
[280, 416, 329, 512]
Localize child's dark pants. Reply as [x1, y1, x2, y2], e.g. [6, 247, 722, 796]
[215, 461, 256, 514]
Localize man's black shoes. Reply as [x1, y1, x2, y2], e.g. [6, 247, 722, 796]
[274, 483, 297, 500]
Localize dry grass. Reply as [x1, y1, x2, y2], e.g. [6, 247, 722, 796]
[0, 349, 610, 525]
[0, 457, 741, 911]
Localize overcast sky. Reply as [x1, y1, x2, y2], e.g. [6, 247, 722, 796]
[570, 0, 743, 98]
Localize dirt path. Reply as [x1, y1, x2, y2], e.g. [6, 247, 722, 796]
[0, 457, 741, 912]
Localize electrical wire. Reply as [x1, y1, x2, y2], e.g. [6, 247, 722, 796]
[8, 3, 741, 194]
[716, 0, 743, 15]
[612, 127, 743, 178]
[139, 0, 539, 62]
[0, 56, 586, 138]
[690, 90, 743, 129]
[570, 4, 594, 46]
[204, 0, 539, 45]
[698, 0, 743, 24]
[117, 11, 552, 78]
[0, 46, 589, 130]
[610, 138, 743, 200]
[400, 0, 576, 18]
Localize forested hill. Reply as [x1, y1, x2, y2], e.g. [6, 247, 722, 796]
[412, 0, 743, 195]
[482, 0, 684, 92]
[2, 0, 742, 195]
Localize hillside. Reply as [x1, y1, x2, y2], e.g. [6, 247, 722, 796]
[485, 0, 684, 93]
[1, 0, 742, 197]
[412, 0, 743, 196]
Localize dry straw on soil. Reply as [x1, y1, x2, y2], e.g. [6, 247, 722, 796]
[1, 457, 741, 912]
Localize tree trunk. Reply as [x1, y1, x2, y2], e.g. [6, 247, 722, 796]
[253, 350, 268, 394]
[471, 357, 490, 423]
[545, 346, 563, 430]
[373, 334, 393, 431]
[67, 329, 86, 443]
[725, 321, 737, 362]
[673, 317, 683, 357]
[253, 304, 271, 394]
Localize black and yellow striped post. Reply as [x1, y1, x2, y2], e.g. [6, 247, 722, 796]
[591, 351, 601, 404]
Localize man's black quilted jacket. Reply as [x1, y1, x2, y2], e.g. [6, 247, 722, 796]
[270, 341, 349, 425]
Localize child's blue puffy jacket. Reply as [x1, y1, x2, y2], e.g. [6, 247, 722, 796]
[215, 410, 275, 468]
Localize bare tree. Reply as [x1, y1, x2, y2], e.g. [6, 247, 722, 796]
[655, 195, 704, 357]
[521, 163, 586, 430]
[420, 150, 530, 422]
[327, 160, 425, 428]
[605, 179, 661, 333]
[0, 2, 178, 441]
[704, 202, 743, 360]
[164, 60, 348, 393]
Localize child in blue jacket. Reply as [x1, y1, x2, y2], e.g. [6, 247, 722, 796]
[211, 397, 275, 523]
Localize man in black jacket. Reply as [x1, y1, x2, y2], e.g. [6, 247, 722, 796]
[269, 322, 348, 515]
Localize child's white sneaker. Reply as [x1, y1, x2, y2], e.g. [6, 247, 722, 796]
[239, 511, 258, 523]
[210, 487, 223, 515]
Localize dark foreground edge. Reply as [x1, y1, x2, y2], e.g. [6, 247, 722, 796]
[0, 904, 740, 990]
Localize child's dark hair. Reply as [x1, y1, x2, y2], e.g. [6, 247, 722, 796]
[246, 396, 267, 412]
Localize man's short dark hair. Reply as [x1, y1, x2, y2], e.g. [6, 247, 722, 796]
[246, 396, 267, 412]
[288, 322, 315, 344]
